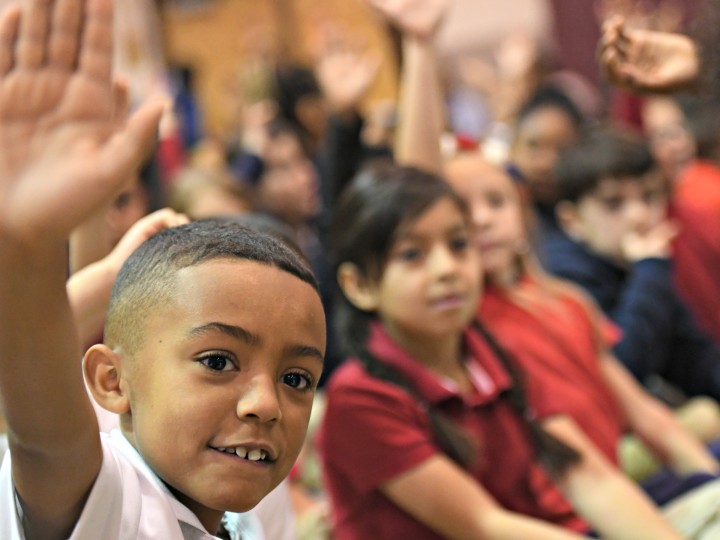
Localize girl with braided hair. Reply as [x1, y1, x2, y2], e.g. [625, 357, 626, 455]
[317, 160, 682, 539]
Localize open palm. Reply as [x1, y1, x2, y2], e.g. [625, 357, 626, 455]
[0, 0, 162, 246]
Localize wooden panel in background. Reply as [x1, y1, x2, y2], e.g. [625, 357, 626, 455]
[161, 0, 399, 138]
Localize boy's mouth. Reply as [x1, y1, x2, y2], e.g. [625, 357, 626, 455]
[210, 445, 275, 463]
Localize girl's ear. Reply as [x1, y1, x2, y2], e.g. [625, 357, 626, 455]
[83, 344, 130, 415]
[555, 200, 585, 241]
[337, 262, 379, 312]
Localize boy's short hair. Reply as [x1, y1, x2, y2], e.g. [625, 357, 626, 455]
[105, 219, 319, 354]
[554, 127, 655, 203]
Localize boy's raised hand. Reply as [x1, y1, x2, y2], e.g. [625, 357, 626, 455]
[0, 0, 163, 248]
[315, 38, 380, 116]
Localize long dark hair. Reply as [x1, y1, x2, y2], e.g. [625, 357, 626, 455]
[332, 161, 579, 476]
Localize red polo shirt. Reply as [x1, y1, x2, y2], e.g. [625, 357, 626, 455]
[317, 322, 589, 540]
[479, 281, 627, 464]
[671, 160, 720, 340]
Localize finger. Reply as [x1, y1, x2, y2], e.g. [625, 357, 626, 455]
[111, 78, 129, 125]
[79, 0, 113, 82]
[0, 5, 21, 76]
[48, 0, 83, 70]
[96, 100, 163, 191]
[16, 0, 52, 68]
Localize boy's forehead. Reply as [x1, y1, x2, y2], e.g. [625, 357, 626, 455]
[593, 173, 664, 195]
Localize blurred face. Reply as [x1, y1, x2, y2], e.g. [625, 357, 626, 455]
[259, 133, 320, 227]
[370, 198, 481, 348]
[642, 98, 695, 182]
[122, 260, 326, 529]
[187, 186, 252, 220]
[511, 106, 578, 206]
[446, 158, 526, 284]
[107, 174, 150, 247]
[563, 174, 668, 263]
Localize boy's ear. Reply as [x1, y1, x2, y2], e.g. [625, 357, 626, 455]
[555, 200, 585, 241]
[337, 262, 379, 312]
[83, 344, 130, 415]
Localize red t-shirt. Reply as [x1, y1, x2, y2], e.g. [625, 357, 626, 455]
[671, 160, 720, 340]
[478, 281, 627, 464]
[317, 323, 589, 540]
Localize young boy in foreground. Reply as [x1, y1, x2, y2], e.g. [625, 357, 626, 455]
[0, 1, 326, 539]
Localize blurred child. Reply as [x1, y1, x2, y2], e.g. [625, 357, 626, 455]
[170, 165, 254, 220]
[548, 127, 720, 402]
[507, 86, 587, 240]
[0, 2, 326, 539]
[318, 160, 685, 540]
[445, 154, 720, 485]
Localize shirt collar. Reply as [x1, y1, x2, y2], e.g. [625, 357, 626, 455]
[109, 431, 226, 539]
[366, 322, 511, 406]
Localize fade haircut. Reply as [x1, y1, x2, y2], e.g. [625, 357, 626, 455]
[554, 126, 655, 203]
[104, 219, 319, 354]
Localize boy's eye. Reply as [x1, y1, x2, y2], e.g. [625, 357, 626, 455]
[282, 371, 314, 391]
[198, 353, 236, 372]
[601, 197, 623, 212]
[643, 189, 663, 204]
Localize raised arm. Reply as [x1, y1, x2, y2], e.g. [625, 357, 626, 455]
[367, 0, 448, 174]
[0, 0, 162, 538]
[68, 208, 188, 348]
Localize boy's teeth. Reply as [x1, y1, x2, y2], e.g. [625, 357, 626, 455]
[248, 449, 264, 461]
[235, 447, 248, 459]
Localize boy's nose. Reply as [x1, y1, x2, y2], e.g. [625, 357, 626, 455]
[625, 198, 651, 228]
[236, 374, 282, 424]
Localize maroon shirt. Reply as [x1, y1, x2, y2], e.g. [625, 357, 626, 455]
[317, 323, 589, 540]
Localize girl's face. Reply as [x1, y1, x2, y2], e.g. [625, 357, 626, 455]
[369, 197, 481, 347]
[447, 158, 526, 284]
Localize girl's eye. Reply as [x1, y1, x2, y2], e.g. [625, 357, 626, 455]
[487, 193, 506, 209]
[198, 354, 236, 372]
[450, 236, 469, 252]
[282, 371, 315, 391]
[397, 247, 422, 262]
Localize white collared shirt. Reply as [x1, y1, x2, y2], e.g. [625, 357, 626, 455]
[0, 429, 263, 540]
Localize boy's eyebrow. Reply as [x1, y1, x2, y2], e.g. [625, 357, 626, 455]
[188, 323, 324, 362]
[188, 322, 261, 346]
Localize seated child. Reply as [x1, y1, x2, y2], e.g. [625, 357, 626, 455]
[506, 84, 588, 261]
[0, 1, 326, 538]
[546, 127, 720, 402]
[445, 153, 720, 487]
[169, 165, 254, 220]
[319, 160, 685, 540]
